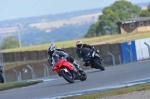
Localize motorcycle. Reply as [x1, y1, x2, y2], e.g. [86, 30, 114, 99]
[52, 57, 87, 83]
[0, 66, 4, 83]
[82, 49, 105, 71]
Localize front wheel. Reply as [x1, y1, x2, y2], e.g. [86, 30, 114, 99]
[93, 59, 105, 71]
[0, 73, 4, 83]
[60, 69, 74, 83]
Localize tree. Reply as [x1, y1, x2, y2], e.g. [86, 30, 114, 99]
[1, 36, 20, 49]
[85, 24, 97, 37]
[140, 4, 150, 17]
[85, 0, 141, 37]
[148, 4, 150, 12]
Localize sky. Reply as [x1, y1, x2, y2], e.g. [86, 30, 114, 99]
[0, 0, 150, 21]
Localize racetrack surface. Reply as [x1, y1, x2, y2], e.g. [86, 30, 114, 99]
[0, 60, 150, 99]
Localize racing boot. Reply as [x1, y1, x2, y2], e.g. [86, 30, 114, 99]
[73, 61, 83, 72]
[72, 67, 82, 80]
[83, 62, 90, 67]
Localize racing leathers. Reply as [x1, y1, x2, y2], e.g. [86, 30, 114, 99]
[76, 44, 95, 67]
[47, 48, 83, 72]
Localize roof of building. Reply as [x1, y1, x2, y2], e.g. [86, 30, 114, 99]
[118, 17, 150, 24]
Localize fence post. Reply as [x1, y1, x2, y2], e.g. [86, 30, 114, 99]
[126, 48, 132, 62]
[27, 65, 36, 79]
[12, 69, 20, 81]
[44, 68, 47, 77]
[119, 55, 122, 64]
[42, 64, 50, 76]
[107, 51, 115, 66]
[144, 42, 150, 59]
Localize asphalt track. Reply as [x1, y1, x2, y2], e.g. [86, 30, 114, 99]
[0, 60, 150, 99]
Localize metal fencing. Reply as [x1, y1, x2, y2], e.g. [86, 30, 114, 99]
[3, 47, 150, 83]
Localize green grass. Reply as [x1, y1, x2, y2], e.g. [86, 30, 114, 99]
[2, 32, 150, 71]
[0, 80, 42, 91]
[2, 32, 150, 97]
[61, 82, 150, 99]
[2, 32, 150, 53]
[3, 59, 47, 71]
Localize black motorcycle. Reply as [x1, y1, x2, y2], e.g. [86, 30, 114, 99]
[0, 66, 4, 83]
[81, 49, 105, 71]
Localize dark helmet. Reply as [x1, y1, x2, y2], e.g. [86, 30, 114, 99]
[76, 40, 82, 48]
[47, 44, 55, 56]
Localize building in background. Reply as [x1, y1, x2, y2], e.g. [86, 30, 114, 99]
[117, 17, 150, 33]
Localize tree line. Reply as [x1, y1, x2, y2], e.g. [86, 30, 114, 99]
[0, 22, 92, 50]
[85, 0, 150, 38]
[1, 0, 150, 50]
[140, 4, 150, 17]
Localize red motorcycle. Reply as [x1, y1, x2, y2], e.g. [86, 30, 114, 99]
[52, 57, 87, 83]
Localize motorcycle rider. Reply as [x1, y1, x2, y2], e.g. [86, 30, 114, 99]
[47, 44, 83, 73]
[76, 40, 96, 67]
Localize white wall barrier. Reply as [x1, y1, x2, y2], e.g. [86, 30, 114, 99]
[135, 37, 150, 60]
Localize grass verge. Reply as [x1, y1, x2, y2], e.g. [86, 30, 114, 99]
[2, 32, 150, 52]
[3, 59, 47, 71]
[61, 82, 150, 99]
[0, 80, 42, 91]
[2, 32, 150, 70]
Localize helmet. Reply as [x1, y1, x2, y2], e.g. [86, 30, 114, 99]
[47, 44, 55, 56]
[76, 40, 82, 48]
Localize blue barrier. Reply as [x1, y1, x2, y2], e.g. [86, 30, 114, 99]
[120, 41, 137, 63]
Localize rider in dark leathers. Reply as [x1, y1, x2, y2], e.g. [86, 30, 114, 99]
[47, 44, 83, 73]
[76, 40, 95, 67]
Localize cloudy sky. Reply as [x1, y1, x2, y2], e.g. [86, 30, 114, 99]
[0, 0, 150, 21]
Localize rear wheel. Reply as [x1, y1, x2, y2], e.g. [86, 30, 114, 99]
[94, 59, 105, 71]
[80, 71, 87, 81]
[60, 69, 74, 83]
[0, 73, 4, 83]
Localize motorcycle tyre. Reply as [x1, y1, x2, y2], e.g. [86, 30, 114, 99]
[94, 59, 105, 71]
[80, 71, 87, 81]
[60, 70, 74, 83]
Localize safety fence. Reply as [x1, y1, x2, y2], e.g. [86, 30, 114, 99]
[2, 37, 150, 82]
[4, 47, 150, 83]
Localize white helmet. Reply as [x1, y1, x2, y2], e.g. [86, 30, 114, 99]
[47, 44, 55, 55]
